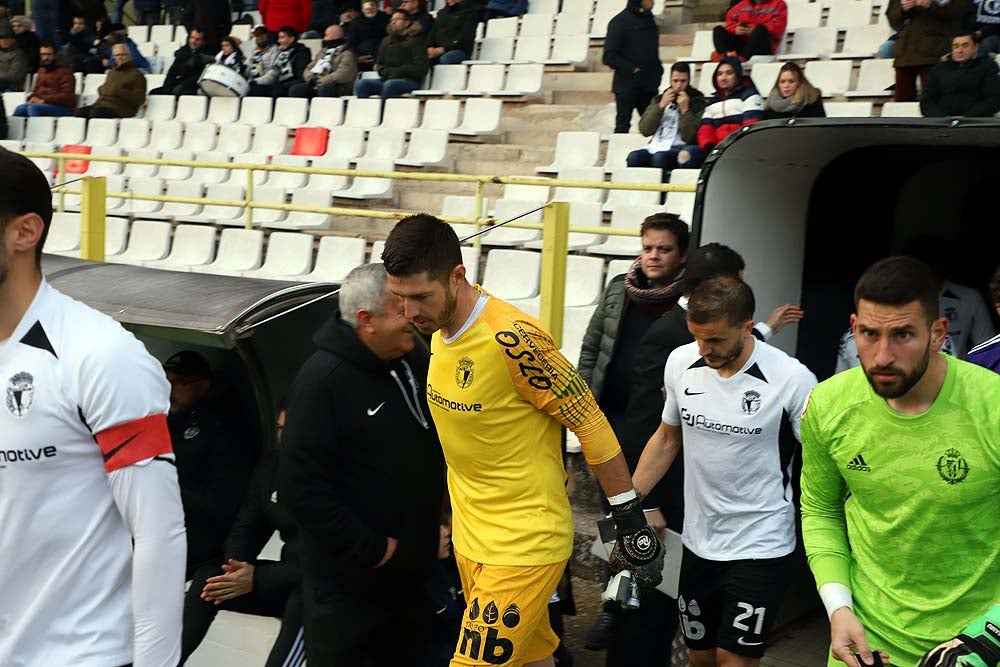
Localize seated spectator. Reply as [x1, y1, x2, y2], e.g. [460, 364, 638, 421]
[150, 27, 214, 96]
[482, 0, 528, 21]
[64, 14, 98, 72]
[13, 42, 75, 116]
[180, 404, 304, 667]
[10, 15, 38, 72]
[260, 0, 312, 35]
[348, 0, 389, 71]
[99, 25, 150, 73]
[697, 56, 763, 152]
[712, 0, 787, 61]
[246, 25, 279, 82]
[763, 61, 826, 119]
[75, 42, 145, 118]
[400, 0, 434, 36]
[426, 0, 476, 65]
[887, 0, 965, 102]
[963, 0, 1000, 54]
[215, 35, 246, 73]
[920, 30, 1000, 116]
[248, 24, 312, 98]
[354, 10, 428, 100]
[289, 24, 356, 98]
[628, 61, 708, 179]
[0, 21, 27, 91]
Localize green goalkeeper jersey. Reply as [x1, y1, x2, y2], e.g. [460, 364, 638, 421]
[801, 355, 1000, 667]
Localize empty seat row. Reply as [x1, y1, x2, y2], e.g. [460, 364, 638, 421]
[467, 37, 588, 67]
[416, 63, 545, 97]
[746, 58, 893, 97]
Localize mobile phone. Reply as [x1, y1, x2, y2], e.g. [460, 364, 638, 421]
[854, 653, 884, 667]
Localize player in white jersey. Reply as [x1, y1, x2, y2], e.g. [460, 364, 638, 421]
[633, 275, 817, 667]
[0, 148, 186, 667]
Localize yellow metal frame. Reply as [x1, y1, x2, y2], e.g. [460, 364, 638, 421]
[540, 202, 570, 346]
[80, 176, 106, 262]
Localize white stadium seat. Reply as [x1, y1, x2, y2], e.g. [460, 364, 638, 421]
[239, 97, 274, 126]
[324, 126, 366, 160]
[251, 125, 289, 155]
[380, 98, 421, 130]
[603, 134, 649, 172]
[84, 118, 119, 147]
[117, 118, 151, 149]
[305, 236, 368, 283]
[846, 58, 895, 96]
[336, 158, 394, 200]
[305, 97, 345, 128]
[244, 231, 314, 279]
[555, 12, 590, 36]
[395, 129, 450, 168]
[461, 64, 505, 95]
[149, 120, 184, 150]
[520, 14, 554, 36]
[267, 190, 333, 230]
[307, 156, 351, 192]
[587, 205, 663, 256]
[127, 178, 165, 215]
[786, 1, 823, 29]
[107, 219, 172, 265]
[251, 186, 289, 225]
[414, 64, 468, 96]
[805, 60, 853, 96]
[156, 181, 205, 219]
[181, 121, 219, 152]
[197, 228, 264, 276]
[268, 155, 310, 188]
[827, 0, 874, 29]
[200, 183, 247, 225]
[512, 35, 551, 63]
[480, 199, 544, 246]
[175, 95, 207, 122]
[144, 224, 216, 270]
[418, 99, 462, 131]
[218, 124, 254, 154]
[537, 131, 601, 173]
[274, 98, 309, 127]
[779, 26, 839, 59]
[835, 23, 892, 59]
[207, 96, 241, 124]
[665, 168, 700, 221]
[191, 151, 232, 184]
[469, 37, 515, 64]
[880, 101, 922, 117]
[452, 98, 503, 136]
[359, 128, 407, 162]
[482, 249, 540, 300]
[494, 63, 544, 96]
[143, 95, 176, 121]
[54, 117, 86, 145]
[824, 101, 874, 117]
[24, 117, 56, 143]
[524, 201, 605, 251]
[158, 149, 194, 180]
[603, 167, 662, 211]
[344, 98, 382, 130]
[554, 167, 606, 205]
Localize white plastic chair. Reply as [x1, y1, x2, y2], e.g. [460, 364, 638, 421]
[118, 118, 151, 150]
[344, 98, 383, 129]
[526, 0, 559, 16]
[123, 148, 161, 179]
[200, 183, 247, 225]
[846, 58, 895, 96]
[468, 37, 514, 64]
[481, 199, 544, 246]
[81, 73, 106, 96]
[144, 224, 216, 270]
[150, 24, 176, 43]
[324, 126, 366, 160]
[494, 63, 544, 96]
[418, 99, 462, 130]
[243, 231, 314, 279]
[555, 11, 590, 36]
[461, 64, 505, 94]
[239, 96, 275, 125]
[143, 95, 176, 121]
[336, 158, 394, 200]
[106, 219, 172, 265]
[665, 168, 699, 221]
[484, 17, 519, 38]
[451, 98, 503, 136]
[827, 0, 874, 28]
[207, 96, 241, 124]
[786, 1, 823, 29]
[835, 24, 892, 58]
[274, 98, 309, 127]
[44, 213, 82, 254]
[880, 101, 922, 117]
[603, 167, 662, 211]
[148, 119, 184, 150]
[267, 190, 333, 230]
[197, 228, 264, 276]
[547, 35, 589, 67]
[305, 97, 345, 128]
[805, 60, 853, 96]
[217, 124, 254, 154]
[83, 118, 119, 146]
[414, 65, 467, 96]
[158, 149, 195, 180]
[54, 117, 86, 145]
[181, 121, 220, 152]
[358, 128, 407, 161]
[520, 13, 554, 35]
[86, 147, 124, 177]
[554, 167, 606, 205]
[824, 101, 874, 117]
[251, 125, 290, 155]
[482, 249, 540, 300]
[778, 27, 838, 59]
[586, 205, 662, 256]
[603, 134, 649, 172]
[441, 195, 489, 240]
[307, 156, 351, 192]
[396, 129, 450, 168]
[749, 61, 784, 93]
[175, 95, 208, 122]
[192, 151, 232, 184]
[380, 98, 420, 130]
[268, 155, 310, 188]
[304, 236, 368, 282]
[24, 117, 56, 143]
[681, 30, 716, 62]
[512, 35, 551, 63]
[537, 131, 601, 173]
[250, 186, 289, 225]
[155, 181, 205, 219]
[126, 178, 165, 216]
[523, 201, 605, 251]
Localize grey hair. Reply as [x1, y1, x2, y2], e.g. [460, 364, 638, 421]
[339, 262, 389, 328]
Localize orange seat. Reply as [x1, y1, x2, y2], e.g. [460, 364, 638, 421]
[291, 127, 330, 156]
[60, 144, 92, 174]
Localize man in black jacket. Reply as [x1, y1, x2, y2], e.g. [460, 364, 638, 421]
[281, 262, 445, 665]
[150, 27, 213, 96]
[920, 30, 1000, 117]
[348, 0, 390, 71]
[426, 0, 477, 65]
[184, 0, 232, 55]
[603, 0, 664, 133]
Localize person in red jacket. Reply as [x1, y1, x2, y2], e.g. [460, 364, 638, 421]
[12, 42, 76, 117]
[712, 0, 787, 61]
[260, 0, 312, 35]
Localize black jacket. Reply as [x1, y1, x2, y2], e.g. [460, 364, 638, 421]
[602, 0, 664, 94]
[224, 451, 300, 595]
[921, 54, 1000, 117]
[184, 0, 232, 52]
[426, 0, 477, 55]
[15, 30, 40, 73]
[281, 314, 445, 597]
[162, 44, 214, 93]
[347, 12, 390, 60]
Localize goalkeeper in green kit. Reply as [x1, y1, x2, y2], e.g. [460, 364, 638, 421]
[800, 257, 1000, 667]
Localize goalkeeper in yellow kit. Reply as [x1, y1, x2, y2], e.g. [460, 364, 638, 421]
[383, 214, 662, 667]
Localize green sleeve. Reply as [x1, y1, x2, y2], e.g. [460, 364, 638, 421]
[800, 394, 853, 590]
[637, 95, 663, 137]
[679, 95, 707, 144]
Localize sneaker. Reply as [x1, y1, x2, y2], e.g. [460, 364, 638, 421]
[583, 607, 617, 651]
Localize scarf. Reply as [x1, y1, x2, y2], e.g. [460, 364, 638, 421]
[624, 258, 685, 305]
[766, 88, 803, 114]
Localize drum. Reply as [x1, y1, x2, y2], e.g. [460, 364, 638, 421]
[198, 64, 249, 98]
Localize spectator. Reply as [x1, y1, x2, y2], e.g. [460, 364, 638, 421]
[482, 0, 528, 21]
[59, 1, 106, 39]
[183, 0, 232, 53]
[963, 0, 1000, 53]
[400, 0, 434, 36]
[249, 25, 312, 98]
[246, 25, 279, 82]
[697, 56, 764, 152]
[426, 0, 476, 65]
[628, 61, 708, 179]
[339, 6, 360, 27]
[260, 0, 312, 34]
[887, 0, 967, 102]
[289, 23, 356, 98]
[215, 35, 246, 73]
[920, 30, 1000, 116]
[163, 350, 257, 579]
[101, 26, 151, 73]
[133, 0, 162, 26]
[603, 0, 664, 134]
[151, 28, 214, 96]
[713, 0, 787, 61]
[348, 0, 390, 71]
[0, 21, 28, 91]
[354, 10, 428, 100]
[11, 16, 39, 71]
[13, 42, 75, 116]
[64, 15, 96, 69]
[30, 1, 59, 45]
[966, 265, 1000, 373]
[281, 263, 445, 665]
[308, 0, 340, 38]
[763, 61, 826, 119]
[180, 404, 305, 667]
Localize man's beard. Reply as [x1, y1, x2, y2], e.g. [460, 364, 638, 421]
[704, 337, 743, 369]
[863, 344, 931, 399]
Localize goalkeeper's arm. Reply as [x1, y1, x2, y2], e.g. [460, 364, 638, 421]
[919, 604, 1000, 667]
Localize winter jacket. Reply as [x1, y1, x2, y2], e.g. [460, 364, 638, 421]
[888, 0, 967, 68]
[485, 0, 527, 15]
[638, 86, 708, 143]
[134, 0, 162, 11]
[921, 53, 1000, 116]
[0, 45, 28, 91]
[303, 42, 358, 87]
[963, 0, 1000, 40]
[697, 56, 764, 149]
[602, 0, 664, 94]
[183, 0, 232, 51]
[247, 43, 279, 80]
[14, 30, 40, 73]
[254, 40, 311, 87]
[280, 313, 445, 595]
[762, 96, 826, 119]
[578, 274, 627, 400]
[94, 60, 146, 116]
[260, 0, 312, 33]
[408, 8, 436, 36]
[427, 0, 478, 55]
[223, 452, 301, 595]
[725, 0, 788, 53]
[162, 44, 214, 92]
[347, 12, 390, 60]
[376, 22, 429, 83]
[30, 64, 77, 110]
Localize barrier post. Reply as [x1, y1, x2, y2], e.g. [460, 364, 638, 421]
[80, 176, 106, 262]
[473, 180, 485, 252]
[245, 166, 255, 229]
[56, 155, 66, 213]
[539, 201, 569, 347]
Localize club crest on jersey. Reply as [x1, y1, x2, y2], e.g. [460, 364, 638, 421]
[936, 447, 970, 484]
[456, 356, 475, 389]
[741, 390, 761, 416]
[6, 372, 34, 418]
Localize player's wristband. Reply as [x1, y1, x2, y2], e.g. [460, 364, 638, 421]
[819, 582, 854, 620]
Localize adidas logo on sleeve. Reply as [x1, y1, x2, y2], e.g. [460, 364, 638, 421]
[846, 454, 871, 472]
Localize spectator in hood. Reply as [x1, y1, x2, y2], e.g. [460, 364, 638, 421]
[348, 0, 390, 71]
[426, 0, 477, 65]
[697, 56, 764, 151]
[260, 0, 312, 34]
[603, 0, 664, 133]
[151, 28, 214, 96]
[249, 24, 312, 97]
[0, 20, 28, 91]
[13, 41, 75, 115]
[290, 23, 357, 97]
[354, 10, 427, 101]
[712, 0, 787, 61]
[920, 30, 1000, 116]
[11, 16, 39, 71]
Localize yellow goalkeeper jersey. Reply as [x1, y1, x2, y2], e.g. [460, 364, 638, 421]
[427, 289, 621, 566]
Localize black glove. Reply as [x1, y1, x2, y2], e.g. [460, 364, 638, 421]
[607, 496, 664, 589]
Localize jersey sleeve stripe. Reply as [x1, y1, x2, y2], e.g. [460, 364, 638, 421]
[96, 413, 173, 473]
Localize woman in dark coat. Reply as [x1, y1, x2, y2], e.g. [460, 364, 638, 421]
[763, 61, 826, 119]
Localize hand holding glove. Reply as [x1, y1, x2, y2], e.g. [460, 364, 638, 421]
[919, 605, 1000, 667]
[607, 492, 664, 589]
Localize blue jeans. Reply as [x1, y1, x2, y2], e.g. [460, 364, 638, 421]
[13, 102, 73, 117]
[626, 145, 704, 179]
[877, 38, 895, 59]
[437, 49, 468, 65]
[353, 78, 421, 100]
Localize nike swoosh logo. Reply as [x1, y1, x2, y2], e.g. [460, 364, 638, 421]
[367, 402, 386, 416]
[103, 432, 141, 462]
[684, 388, 705, 396]
[737, 637, 764, 646]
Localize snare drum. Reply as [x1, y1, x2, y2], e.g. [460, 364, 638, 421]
[199, 64, 249, 98]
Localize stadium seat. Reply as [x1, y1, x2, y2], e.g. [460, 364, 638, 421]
[3, 91, 24, 111]
[158, 149, 195, 180]
[324, 126, 366, 160]
[197, 228, 264, 276]
[587, 205, 662, 256]
[418, 99, 462, 131]
[469, 37, 515, 65]
[603, 167, 662, 211]
[805, 60, 853, 96]
[181, 121, 219, 152]
[494, 63, 544, 96]
[749, 61, 783, 93]
[846, 58, 895, 96]
[291, 127, 330, 156]
[192, 151, 232, 184]
[461, 64, 505, 94]
[482, 249, 540, 300]
[603, 134, 649, 172]
[107, 219, 172, 265]
[304, 236, 368, 282]
[358, 128, 407, 161]
[154, 181, 204, 219]
[369, 239, 385, 262]
[207, 96, 241, 124]
[127, 178, 165, 215]
[395, 129, 450, 168]
[144, 224, 216, 270]
[105, 216, 129, 256]
[268, 155, 310, 188]
[665, 168, 699, 220]
[555, 11, 590, 36]
[305, 97, 345, 128]
[239, 97, 274, 125]
[148, 120, 184, 150]
[589, 9, 616, 38]
[54, 117, 86, 145]
[380, 98, 420, 130]
[251, 186, 290, 225]
[274, 98, 308, 127]
[680, 30, 715, 62]
[563, 255, 606, 307]
[83, 118, 119, 147]
[44, 213, 83, 254]
[243, 231, 314, 278]
[225, 152, 269, 186]
[149, 24, 176, 43]
[0, 139, 22, 151]
[123, 148, 161, 178]
[175, 95, 208, 122]
[526, 0, 559, 16]
[824, 101, 874, 117]
[127, 25, 149, 42]
[442, 195, 489, 240]
[481, 198, 544, 246]
[537, 131, 601, 173]
[827, 0, 874, 28]
[143, 95, 176, 121]
[87, 147, 124, 177]
[554, 167, 606, 204]
[880, 101, 922, 117]
[513, 35, 551, 63]
[344, 98, 382, 130]
[199, 183, 247, 225]
[520, 14, 554, 37]
[835, 23, 892, 58]
[24, 142, 55, 173]
[547, 35, 589, 67]
[503, 182, 551, 203]
[414, 64, 468, 96]
[81, 73, 106, 97]
[779, 26, 838, 59]
[58, 144, 92, 175]
[336, 158, 394, 200]
[117, 118, 151, 149]
[266, 190, 333, 230]
[231, 24, 252, 41]
[306, 156, 351, 191]
[524, 201, 605, 250]
[786, 1, 823, 29]
[251, 125, 290, 155]
[606, 258, 633, 284]
[484, 17, 519, 39]
[218, 124, 254, 154]
[6, 117, 25, 141]
[451, 98, 503, 136]
[24, 117, 56, 143]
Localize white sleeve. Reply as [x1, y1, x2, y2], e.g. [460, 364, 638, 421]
[108, 459, 187, 667]
[834, 329, 857, 374]
[786, 364, 819, 442]
[660, 350, 682, 426]
[969, 292, 997, 352]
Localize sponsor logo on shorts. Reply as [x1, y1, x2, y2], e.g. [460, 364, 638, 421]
[459, 597, 520, 664]
[846, 454, 871, 472]
[937, 448, 970, 485]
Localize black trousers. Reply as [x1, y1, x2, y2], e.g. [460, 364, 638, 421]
[75, 105, 121, 118]
[288, 81, 352, 98]
[605, 589, 680, 666]
[613, 86, 657, 134]
[712, 24, 773, 59]
[181, 561, 305, 667]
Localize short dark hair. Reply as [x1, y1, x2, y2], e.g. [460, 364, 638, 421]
[0, 147, 52, 265]
[392, 10, 411, 21]
[682, 242, 745, 295]
[670, 61, 691, 76]
[854, 256, 940, 323]
[640, 213, 689, 254]
[687, 275, 755, 326]
[382, 214, 463, 284]
[278, 25, 298, 38]
[954, 29, 979, 43]
[39, 41, 56, 51]
[990, 265, 1000, 308]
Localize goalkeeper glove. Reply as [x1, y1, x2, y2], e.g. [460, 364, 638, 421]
[607, 493, 664, 589]
[919, 604, 1000, 667]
